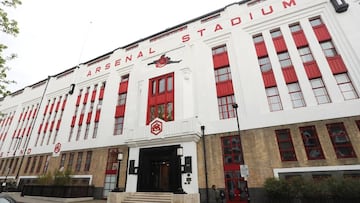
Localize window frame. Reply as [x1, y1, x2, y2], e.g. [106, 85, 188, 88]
[326, 122, 357, 158]
[217, 95, 236, 120]
[310, 78, 331, 104]
[275, 129, 297, 161]
[266, 87, 283, 111]
[287, 82, 306, 108]
[299, 126, 325, 160]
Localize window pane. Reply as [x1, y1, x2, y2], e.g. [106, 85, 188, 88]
[159, 78, 165, 93]
[167, 76, 173, 91]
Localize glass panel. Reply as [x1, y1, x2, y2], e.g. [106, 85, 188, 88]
[167, 76, 173, 91]
[158, 104, 165, 120]
[166, 103, 173, 121]
[159, 78, 165, 93]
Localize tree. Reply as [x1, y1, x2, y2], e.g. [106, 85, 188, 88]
[0, 0, 21, 97]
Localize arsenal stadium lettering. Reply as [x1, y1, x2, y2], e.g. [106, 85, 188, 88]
[86, 0, 296, 77]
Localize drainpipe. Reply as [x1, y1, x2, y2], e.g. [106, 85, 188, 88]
[201, 125, 209, 203]
[15, 76, 52, 183]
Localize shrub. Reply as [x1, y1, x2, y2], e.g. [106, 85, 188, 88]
[36, 169, 72, 186]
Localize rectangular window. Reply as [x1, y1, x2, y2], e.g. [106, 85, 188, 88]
[278, 52, 292, 68]
[214, 66, 232, 82]
[320, 41, 338, 57]
[67, 152, 75, 171]
[212, 45, 227, 55]
[93, 122, 99, 138]
[298, 46, 314, 63]
[289, 23, 302, 33]
[221, 136, 244, 165]
[310, 78, 331, 104]
[309, 17, 323, 27]
[275, 129, 297, 161]
[253, 34, 264, 43]
[217, 95, 236, 119]
[24, 157, 31, 173]
[258, 57, 272, 72]
[59, 154, 66, 169]
[75, 152, 83, 172]
[114, 117, 124, 135]
[334, 73, 359, 100]
[287, 83, 306, 108]
[117, 93, 127, 105]
[270, 29, 282, 38]
[299, 126, 325, 160]
[326, 122, 356, 158]
[266, 87, 283, 111]
[36, 156, 43, 173]
[84, 124, 90, 140]
[84, 151, 92, 171]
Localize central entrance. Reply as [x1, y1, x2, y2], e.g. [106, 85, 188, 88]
[137, 145, 181, 192]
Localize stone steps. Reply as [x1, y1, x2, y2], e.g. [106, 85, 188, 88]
[122, 192, 173, 203]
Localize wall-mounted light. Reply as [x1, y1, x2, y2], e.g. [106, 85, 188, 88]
[177, 147, 184, 157]
[68, 84, 75, 95]
[330, 0, 349, 13]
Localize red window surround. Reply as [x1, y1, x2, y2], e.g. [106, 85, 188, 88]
[213, 52, 229, 69]
[313, 24, 331, 42]
[115, 106, 126, 118]
[216, 81, 234, 97]
[272, 36, 287, 53]
[282, 66, 298, 84]
[304, 61, 321, 79]
[118, 81, 129, 94]
[255, 41, 268, 57]
[327, 55, 347, 74]
[291, 30, 308, 47]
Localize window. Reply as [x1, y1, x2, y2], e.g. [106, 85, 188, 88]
[287, 83, 306, 108]
[320, 41, 338, 57]
[222, 136, 244, 164]
[278, 52, 292, 68]
[75, 152, 83, 172]
[217, 95, 236, 119]
[92, 122, 99, 138]
[253, 34, 264, 43]
[289, 23, 302, 33]
[298, 46, 314, 63]
[147, 73, 174, 124]
[84, 151, 92, 171]
[258, 57, 272, 72]
[270, 29, 282, 38]
[326, 123, 356, 158]
[36, 156, 43, 173]
[214, 66, 232, 82]
[275, 129, 297, 161]
[299, 126, 325, 160]
[114, 117, 124, 135]
[309, 17, 323, 27]
[76, 126, 82, 141]
[266, 87, 283, 111]
[67, 152, 75, 171]
[24, 157, 31, 173]
[59, 154, 66, 169]
[84, 124, 90, 140]
[117, 93, 127, 105]
[334, 73, 359, 100]
[212, 45, 227, 55]
[310, 78, 331, 104]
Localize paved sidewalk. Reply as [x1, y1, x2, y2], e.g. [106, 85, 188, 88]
[1, 192, 107, 203]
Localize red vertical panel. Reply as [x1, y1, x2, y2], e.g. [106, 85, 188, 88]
[262, 70, 277, 88]
[216, 81, 234, 97]
[50, 121, 55, 131]
[282, 66, 298, 84]
[12, 130, 16, 138]
[273, 37, 287, 53]
[55, 101, 60, 112]
[213, 52, 229, 68]
[22, 111, 28, 121]
[119, 81, 129, 94]
[94, 110, 101, 122]
[38, 124, 43, 134]
[115, 105, 126, 118]
[255, 42, 268, 57]
[99, 88, 105, 100]
[327, 56, 347, 74]
[86, 112, 92, 124]
[91, 90, 97, 102]
[313, 25, 331, 42]
[49, 103, 55, 114]
[21, 127, 26, 137]
[76, 95, 81, 106]
[32, 108, 37, 118]
[292, 31, 308, 47]
[78, 114, 84, 126]
[83, 93, 89, 104]
[27, 110, 32, 120]
[26, 126, 31, 136]
[304, 61, 321, 79]
[43, 105, 48, 115]
[43, 122, 49, 133]
[18, 113, 23, 121]
[62, 99, 67, 110]
[71, 116, 76, 127]
[56, 120, 61, 130]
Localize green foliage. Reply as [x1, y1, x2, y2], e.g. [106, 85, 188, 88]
[0, 0, 21, 97]
[264, 176, 360, 200]
[36, 169, 73, 186]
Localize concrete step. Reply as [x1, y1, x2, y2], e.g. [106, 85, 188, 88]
[122, 192, 172, 203]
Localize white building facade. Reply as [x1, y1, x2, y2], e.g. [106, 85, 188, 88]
[0, 0, 360, 202]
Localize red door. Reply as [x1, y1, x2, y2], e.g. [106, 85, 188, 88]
[222, 136, 249, 203]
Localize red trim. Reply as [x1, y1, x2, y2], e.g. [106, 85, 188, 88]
[50, 121, 55, 131]
[78, 114, 84, 126]
[292, 31, 308, 47]
[99, 88, 105, 100]
[43, 105, 48, 115]
[38, 124, 43, 134]
[282, 66, 298, 84]
[272, 36, 287, 53]
[118, 81, 129, 94]
[105, 170, 117, 174]
[213, 52, 229, 69]
[56, 120, 61, 130]
[327, 56, 347, 74]
[22, 112, 28, 121]
[55, 101, 60, 112]
[95, 110, 101, 122]
[262, 70, 277, 88]
[61, 99, 67, 110]
[49, 103, 54, 114]
[91, 90, 97, 102]
[216, 81, 234, 97]
[83, 93, 89, 104]
[33, 109, 37, 118]
[71, 116, 76, 127]
[115, 105, 126, 118]
[43, 122, 49, 133]
[86, 112, 92, 124]
[304, 61, 321, 79]
[255, 42, 268, 57]
[76, 95, 81, 106]
[26, 126, 31, 136]
[313, 24, 331, 42]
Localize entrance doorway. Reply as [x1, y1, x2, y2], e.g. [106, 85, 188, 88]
[137, 145, 181, 192]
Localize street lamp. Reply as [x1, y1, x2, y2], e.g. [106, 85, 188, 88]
[112, 152, 123, 192]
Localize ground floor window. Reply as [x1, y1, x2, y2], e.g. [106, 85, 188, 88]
[103, 174, 116, 198]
